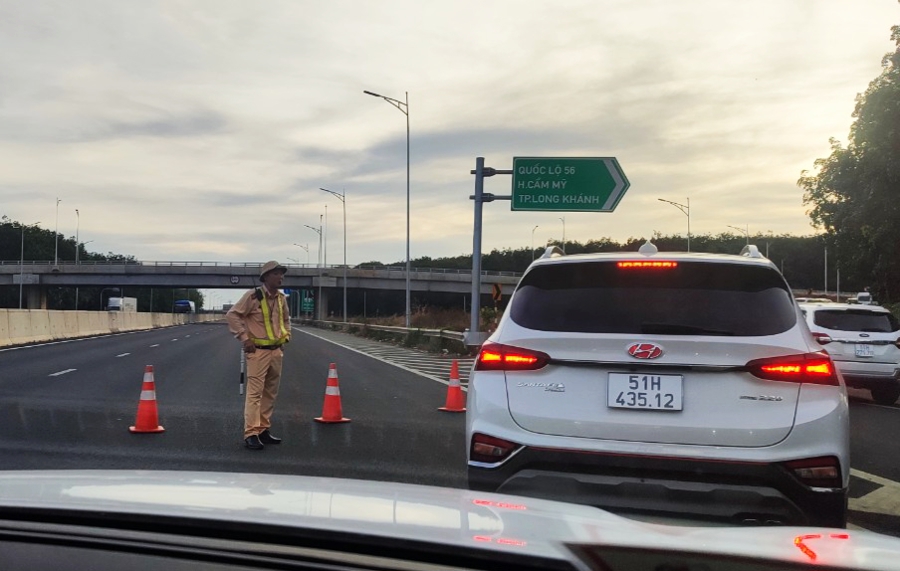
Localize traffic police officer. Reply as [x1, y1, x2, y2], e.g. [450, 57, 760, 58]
[226, 261, 291, 450]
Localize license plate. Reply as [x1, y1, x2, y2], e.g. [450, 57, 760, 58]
[855, 344, 874, 357]
[608, 373, 683, 411]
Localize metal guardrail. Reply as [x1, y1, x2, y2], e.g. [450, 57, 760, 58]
[310, 320, 466, 343]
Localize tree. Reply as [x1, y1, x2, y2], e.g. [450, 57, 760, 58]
[799, 22, 900, 302]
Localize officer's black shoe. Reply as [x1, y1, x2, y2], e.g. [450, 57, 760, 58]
[244, 435, 264, 450]
[259, 430, 282, 444]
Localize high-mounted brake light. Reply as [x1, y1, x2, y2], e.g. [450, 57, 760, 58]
[475, 342, 549, 371]
[617, 261, 678, 269]
[746, 353, 839, 386]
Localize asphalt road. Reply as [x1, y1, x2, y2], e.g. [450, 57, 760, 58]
[1, 322, 898, 537]
[0, 323, 465, 488]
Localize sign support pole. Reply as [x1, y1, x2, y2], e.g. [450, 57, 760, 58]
[466, 157, 512, 348]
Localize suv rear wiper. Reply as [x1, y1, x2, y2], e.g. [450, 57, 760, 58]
[640, 323, 735, 336]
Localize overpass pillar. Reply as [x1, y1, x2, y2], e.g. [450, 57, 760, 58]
[320, 290, 330, 320]
[25, 285, 47, 309]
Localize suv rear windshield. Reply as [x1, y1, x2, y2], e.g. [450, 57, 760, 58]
[813, 310, 900, 333]
[509, 261, 795, 335]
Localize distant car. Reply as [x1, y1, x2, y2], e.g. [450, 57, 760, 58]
[174, 299, 196, 313]
[467, 243, 849, 527]
[853, 291, 876, 305]
[800, 302, 900, 405]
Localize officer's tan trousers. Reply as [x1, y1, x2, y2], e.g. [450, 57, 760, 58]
[244, 347, 283, 439]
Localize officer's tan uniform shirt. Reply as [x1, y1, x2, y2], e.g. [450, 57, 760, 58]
[226, 286, 291, 344]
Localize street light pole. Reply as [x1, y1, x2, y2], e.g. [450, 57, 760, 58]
[727, 224, 750, 246]
[658, 197, 691, 252]
[321, 187, 347, 322]
[531, 225, 539, 261]
[559, 217, 566, 253]
[293, 243, 310, 265]
[54, 197, 61, 266]
[304, 222, 323, 320]
[15, 221, 40, 309]
[364, 89, 410, 328]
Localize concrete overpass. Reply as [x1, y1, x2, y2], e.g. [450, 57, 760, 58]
[0, 261, 523, 313]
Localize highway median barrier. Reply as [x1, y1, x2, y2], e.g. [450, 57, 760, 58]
[0, 309, 213, 348]
[48, 310, 67, 340]
[0, 310, 10, 347]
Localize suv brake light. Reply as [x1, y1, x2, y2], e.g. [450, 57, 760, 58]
[475, 342, 549, 371]
[746, 353, 838, 386]
[617, 261, 678, 269]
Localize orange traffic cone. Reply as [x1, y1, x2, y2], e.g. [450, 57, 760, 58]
[315, 363, 351, 423]
[129, 365, 165, 433]
[439, 360, 466, 412]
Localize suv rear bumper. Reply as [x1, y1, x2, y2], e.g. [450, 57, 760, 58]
[468, 446, 847, 527]
[837, 363, 900, 389]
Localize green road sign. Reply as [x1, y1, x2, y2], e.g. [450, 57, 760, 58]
[301, 290, 314, 313]
[511, 157, 629, 212]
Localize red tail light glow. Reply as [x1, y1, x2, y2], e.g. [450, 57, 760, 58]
[794, 533, 850, 562]
[747, 353, 838, 386]
[475, 342, 549, 371]
[617, 261, 678, 269]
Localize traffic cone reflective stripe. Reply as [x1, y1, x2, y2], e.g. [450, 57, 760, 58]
[130, 365, 165, 433]
[439, 360, 466, 412]
[315, 363, 351, 423]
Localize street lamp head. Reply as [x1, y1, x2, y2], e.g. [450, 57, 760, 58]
[363, 90, 381, 97]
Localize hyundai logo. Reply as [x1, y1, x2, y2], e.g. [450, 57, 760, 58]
[627, 343, 663, 359]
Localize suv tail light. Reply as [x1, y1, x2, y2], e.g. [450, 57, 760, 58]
[812, 332, 833, 345]
[895, 338, 900, 350]
[470, 434, 520, 464]
[475, 342, 550, 371]
[783, 457, 843, 489]
[746, 353, 838, 386]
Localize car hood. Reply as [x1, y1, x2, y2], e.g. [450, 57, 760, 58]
[0, 470, 898, 569]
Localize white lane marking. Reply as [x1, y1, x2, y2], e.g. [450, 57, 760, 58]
[171, 339, 178, 342]
[150, 344, 160, 348]
[186, 335, 191, 338]
[849, 469, 900, 517]
[116, 353, 130, 358]
[48, 369, 76, 377]
[294, 327, 465, 390]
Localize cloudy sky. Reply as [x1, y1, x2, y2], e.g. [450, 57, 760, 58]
[2, 1, 898, 303]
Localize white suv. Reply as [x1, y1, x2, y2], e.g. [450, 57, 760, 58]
[800, 302, 900, 405]
[466, 244, 849, 527]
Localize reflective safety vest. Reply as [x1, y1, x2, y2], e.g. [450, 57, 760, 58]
[251, 288, 289, 346]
